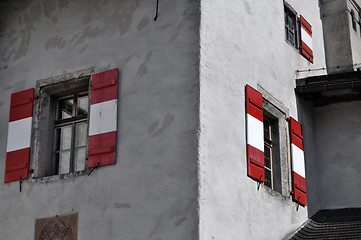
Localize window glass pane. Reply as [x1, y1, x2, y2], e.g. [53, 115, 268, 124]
[59, 150, 71, 174]
[77, 94, 88, 116]
[58, 125, 72, 150]
[288, 16, 294, 30]
[75, 147, 86, 172]
[289, 31, 294, 45]
[264, 120, 270, 140]
[59, 98, 73, 119]
[76, 122, 87, 147]
[264, 146, 271, 168]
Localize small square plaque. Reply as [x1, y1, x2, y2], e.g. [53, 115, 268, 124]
[34, 213, 78, 240]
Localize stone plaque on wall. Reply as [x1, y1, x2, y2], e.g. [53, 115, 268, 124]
[34, 213, 78, 240]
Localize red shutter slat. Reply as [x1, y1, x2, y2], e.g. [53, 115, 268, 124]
[301, 44, 314, 64]
[293, 172, 307, 206]
[5, 149, 30, 183]
[246, 85, 263, 122]
[247, 145, 265, 182]
[90, 69, 118, 105]
[88, 132, 116, 167]
[5, 88, 34, 183]
[300, 16, 312, 35]
[289, 117, 304, 151]
[88, 69, 118, 168]
[9, 88, 34, 122]
[246, 85, 265, 182]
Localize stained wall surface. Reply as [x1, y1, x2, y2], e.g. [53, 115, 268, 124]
[0, 0, 200, 239]
[199, 0, 326, 239]
[312, 101, 361, 210]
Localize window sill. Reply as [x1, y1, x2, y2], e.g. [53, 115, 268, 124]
[263, 184, 291, 202]
[30, 169, 91, 183]
[285, 40, 299, 51]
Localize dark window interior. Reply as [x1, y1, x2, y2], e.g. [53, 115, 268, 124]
[285, 5, 298, 48]
[263, 113, 282, 194]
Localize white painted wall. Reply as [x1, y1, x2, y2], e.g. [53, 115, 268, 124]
[199, 0, 326, 239]
[0, 0, 200, 239]
[0, 0, 336, 239]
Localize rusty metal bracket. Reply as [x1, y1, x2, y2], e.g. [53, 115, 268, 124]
[19, 176, 22, 192]
[154, 0, 159, 21]
[296, 197, 300, 211]
[257, 175, 263, 190]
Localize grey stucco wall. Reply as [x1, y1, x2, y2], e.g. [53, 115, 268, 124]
[321, 0, 352, 73]
[312, 101, 361, 210]
[0, 0, 200, 239]
[321, 0, 361, 73]
[199, 0, 326, 239]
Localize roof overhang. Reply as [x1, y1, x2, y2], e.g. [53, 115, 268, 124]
[295, 71, 361, 106]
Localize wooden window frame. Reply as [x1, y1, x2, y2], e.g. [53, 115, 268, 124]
[264, 117, 274, 189]
[54, 91, 89, 175]
[284, 3, 298, 48]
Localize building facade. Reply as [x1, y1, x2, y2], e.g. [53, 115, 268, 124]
[0, 0, 360, 239]
[0, 1, 200, 239]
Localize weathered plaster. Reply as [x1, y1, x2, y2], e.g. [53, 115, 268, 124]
[312, 101, 361, 210]
[321, 0, 361, 73]
[199, 0, 326, 239]
[0, 0, 200, 239]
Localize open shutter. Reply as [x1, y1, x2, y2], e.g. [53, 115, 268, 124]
[245, 85, 264, 182]
[289, 117, 307, 206]
[88, 68, 118, 168]
[5, 88, 34, 183]
[300, 15, 313, 63]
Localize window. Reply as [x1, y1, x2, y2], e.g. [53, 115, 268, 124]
[246, 85, 291, 196]
[33, 75, 91, 178]
[54, 91, 89, 175]
[263, 104, 283, 194]
[246, 85, 307, 205]
[351, 10, 357, 32]
[4, 68, 119, 183]
[284, 4, 297, 48]
[359, 12, 361, 37]
[263, 117, 274, 189]
[263, 118, 272, 188]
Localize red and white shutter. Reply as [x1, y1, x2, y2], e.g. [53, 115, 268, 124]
[245, 85, 264, 182]
[88, 69, 118, 168]
[289, 117, 307, 206]
[300, 15, 313, 63]
[5, 89, 34, 183]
